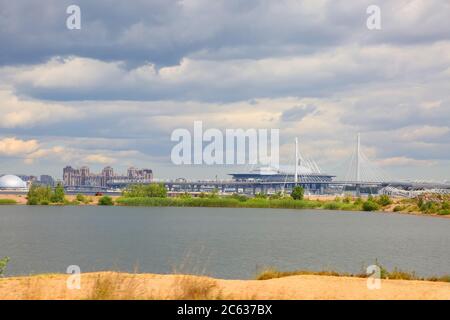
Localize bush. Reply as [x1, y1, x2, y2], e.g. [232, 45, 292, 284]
[420, 201, 439, 214]
[122, 183, 167, 198]
[27, 197, 39, 205]
[0, 257, 9, 276]
[393, 205, 404, 212]
[27, 183, 66, 205]
[342, 196, 352, 204]
[291, 186, 304, 200]
[50, 183, 65, 203]
[376, 195, 392, 206]
[76, 194, 86, 202]
[98, 196, 114, 206]
[322, 202, 341, 210]
[362, 200, 380, 211]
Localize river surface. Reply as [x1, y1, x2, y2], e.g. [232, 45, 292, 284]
[0, 206, 449, 279]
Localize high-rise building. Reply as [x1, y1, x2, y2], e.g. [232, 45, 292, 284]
[80, 166, 90, 185]
[63, 166, 153, 188]
[40, 175, 55, 186]
[101, 166, 114, 186]
[63, 166, 81, 186]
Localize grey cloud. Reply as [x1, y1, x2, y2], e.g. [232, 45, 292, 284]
[282, 105, 317, 122]
[1, 0, 449, 67]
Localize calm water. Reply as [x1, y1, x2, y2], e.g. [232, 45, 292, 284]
[0, 206, 449, 279]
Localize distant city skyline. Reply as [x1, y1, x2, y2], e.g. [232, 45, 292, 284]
[0, 1, 449, 181]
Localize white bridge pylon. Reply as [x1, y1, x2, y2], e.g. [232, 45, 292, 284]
[344, 133, 390, 183]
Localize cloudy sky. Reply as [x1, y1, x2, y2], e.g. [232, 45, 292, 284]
[0, 0, 449, 181]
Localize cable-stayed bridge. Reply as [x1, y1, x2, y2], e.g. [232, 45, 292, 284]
[61, 134, 450, 196]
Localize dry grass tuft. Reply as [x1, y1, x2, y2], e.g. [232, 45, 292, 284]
[173, 275, 222, 300]
[88, 272, 144, 300]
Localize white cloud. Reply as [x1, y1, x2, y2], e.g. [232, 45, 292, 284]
[376, 157, 435, 167]
[0, 89, 81, 128]
[0, 137, 39, 156]
[84, 154, 116, 165]
[3, 41, 449, 103]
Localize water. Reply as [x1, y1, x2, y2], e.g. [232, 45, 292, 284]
[0, 205, 449, 279]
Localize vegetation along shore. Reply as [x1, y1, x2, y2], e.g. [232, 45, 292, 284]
[0, 183, 449, 217]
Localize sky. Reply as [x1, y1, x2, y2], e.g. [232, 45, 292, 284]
[0, 0, 449, 181]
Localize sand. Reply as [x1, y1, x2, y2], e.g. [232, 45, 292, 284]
[0, 272, 449, 300]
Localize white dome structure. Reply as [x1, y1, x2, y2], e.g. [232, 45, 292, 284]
[0, 175, 28, 190]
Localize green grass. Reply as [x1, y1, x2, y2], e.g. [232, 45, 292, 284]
[256, 267, 357, 280]
[255, 266, 450, 283]
[115, 196, 370, 212]
[115, 196, 331, 210]
[0, 199, 17, 205]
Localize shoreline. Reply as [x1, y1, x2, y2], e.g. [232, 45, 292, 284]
[1, 193, 449, 219]
[1, 271, 449, 300]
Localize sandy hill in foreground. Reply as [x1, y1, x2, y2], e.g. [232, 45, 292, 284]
[0, 272, 449, 300]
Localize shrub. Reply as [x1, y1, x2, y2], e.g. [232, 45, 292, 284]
[393, 205, 404, 212]
[322, 202, 341, 210]
[291, 186, 304, 200]
[417, 197, 424, 208]
[342, 196, 352, 204]
[27, 197, 39, 205]
[27, 183, 66, 205]
[27, 184, 52, 205]
[420, 201, 439, 214]
[122, 183, 167, 198]
[0, 257, 10, 276]
[376, 195, 392, 206]
[50, 183, 65, 203]
[98, 196, 114, 206]
[362, 200, 380, 211]
[76, 194, 86, 202]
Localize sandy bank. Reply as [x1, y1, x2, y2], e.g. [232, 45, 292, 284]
[0, 272, 449, 300]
